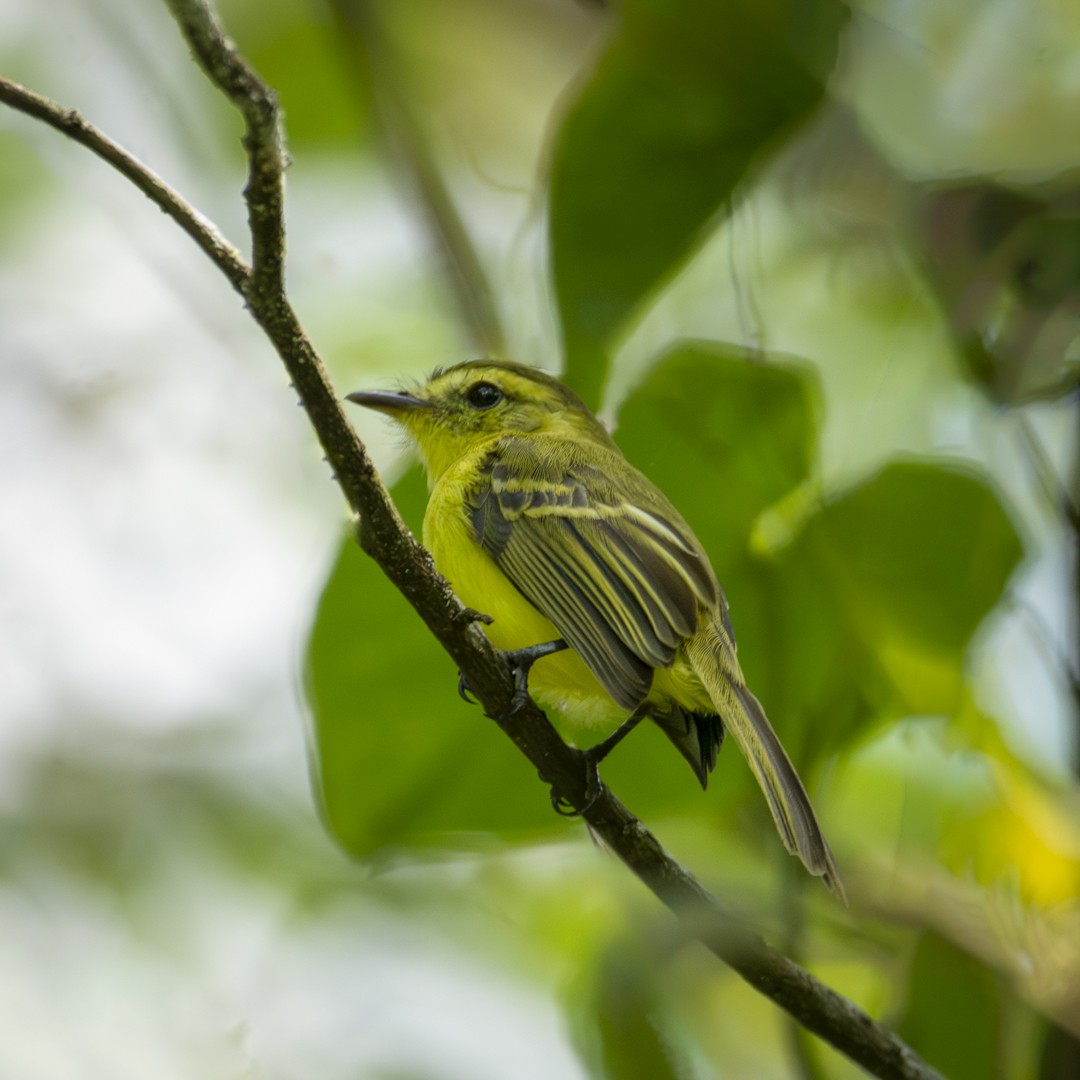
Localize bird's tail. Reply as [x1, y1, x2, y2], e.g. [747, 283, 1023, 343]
[685, 618, 845, 901]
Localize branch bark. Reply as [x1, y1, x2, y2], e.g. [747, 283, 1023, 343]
[1, 7, 942, 1079]
[0, 76, 248, 291]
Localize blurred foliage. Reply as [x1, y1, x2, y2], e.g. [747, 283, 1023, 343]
[916, 176, 1080, 404]
[584, 933, 687, 1080]
[898, 932, 1006, 1080]
[549, 0, 845, 406]
[219, 0, 374, 148]
[4, 0, 1080, 1077]
[297, 0, 1077, 1076]
[0, 129, 54, 232]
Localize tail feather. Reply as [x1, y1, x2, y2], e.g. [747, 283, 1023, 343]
[686, 622, 845, 902]
[649, 705, 724, 789]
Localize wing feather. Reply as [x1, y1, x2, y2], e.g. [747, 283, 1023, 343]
[469, 437, 718, 709]
[499, 526, 653, 707]
[591, 519, 699, 642]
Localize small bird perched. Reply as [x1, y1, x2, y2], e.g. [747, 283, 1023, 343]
[348, 360, 843, 898]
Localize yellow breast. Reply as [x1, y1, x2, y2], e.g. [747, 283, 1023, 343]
[423, 452, 622, 727]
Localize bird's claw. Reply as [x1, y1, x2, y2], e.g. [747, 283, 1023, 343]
[490, 639, 568, 721]
[493, 688, 530, 722]
[457, 638, 568, 719]
[457, 671, 477, 704]
[457, 607, 494, 626]
[455, 658, 538, 718]
[550, 750, 603, 816]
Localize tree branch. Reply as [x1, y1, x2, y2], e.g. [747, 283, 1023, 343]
[0, 75, 248, 292]
[0, 7, 942, 1078]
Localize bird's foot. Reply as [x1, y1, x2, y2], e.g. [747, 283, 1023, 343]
[550, 749, 604, 817]
[456, 638, 568, 718]
[456, 606, 494, 626]
[494, 639, 568, 720]
[550, 706, 647, 816]
[585, 706, 648, 765]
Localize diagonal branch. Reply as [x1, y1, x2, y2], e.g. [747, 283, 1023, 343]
[0, 7, 941, 1079]
[164, 0, 285, 303]
[0, 75, 248, 292]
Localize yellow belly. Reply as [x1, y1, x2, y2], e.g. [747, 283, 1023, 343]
[423, 463, 623, 728]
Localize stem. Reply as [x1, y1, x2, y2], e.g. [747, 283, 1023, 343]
[328, 0, 507, 356]
[0, 75, 248, 292]
[1015, 412, 1080, 776]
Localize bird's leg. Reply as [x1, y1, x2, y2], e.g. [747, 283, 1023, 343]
[456, 638, 569, 717]
[454, 608, 495, 703]
[497, 638, 568, 719]
[455, 607, 494, 627]
[552, 704, 648, 817]
[584, 705, 648, 767]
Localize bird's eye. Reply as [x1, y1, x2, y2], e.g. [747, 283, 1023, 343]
[466, 382, 503, 410]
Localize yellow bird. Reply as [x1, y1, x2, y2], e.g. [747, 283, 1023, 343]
[348, 360, 843, 898]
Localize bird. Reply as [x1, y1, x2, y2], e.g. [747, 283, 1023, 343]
[347, 359, 843, 898]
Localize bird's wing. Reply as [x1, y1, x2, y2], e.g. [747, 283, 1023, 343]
[468, 438, 718, 710]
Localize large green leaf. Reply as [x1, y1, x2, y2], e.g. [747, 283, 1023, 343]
[810, 463, 1023, 655]
[549, 0, 842, 406]
[772, 461, 1025, 758]
[306, 467, 560, 856]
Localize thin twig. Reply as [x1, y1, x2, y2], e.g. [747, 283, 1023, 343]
[329, 0, 507, 356]
[0, 74, 248, 292]
[1, 8, 943, 1077]
[1013, 413, 1080, 778]
[1015, 412, 1080, 533]
[1010, 594, 1080, 709]
[163, 0, 286, 302]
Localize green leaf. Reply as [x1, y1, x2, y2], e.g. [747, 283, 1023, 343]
[549, 0, 842, 406]
[305, 467, 559, 856]
[774, 461, 1025, 756]
[814, 463, 1023, 654]
[616, 340, 819, 570]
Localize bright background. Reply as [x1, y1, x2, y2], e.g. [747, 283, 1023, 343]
[1, 0, 1078, 1077]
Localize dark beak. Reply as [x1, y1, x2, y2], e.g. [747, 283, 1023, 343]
[345, 389, 435, 413]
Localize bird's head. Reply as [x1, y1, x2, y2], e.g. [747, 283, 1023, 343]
[347, 360, 614, 479]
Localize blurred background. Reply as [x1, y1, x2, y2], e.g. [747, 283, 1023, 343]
[1, 0, 1078, 1077]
